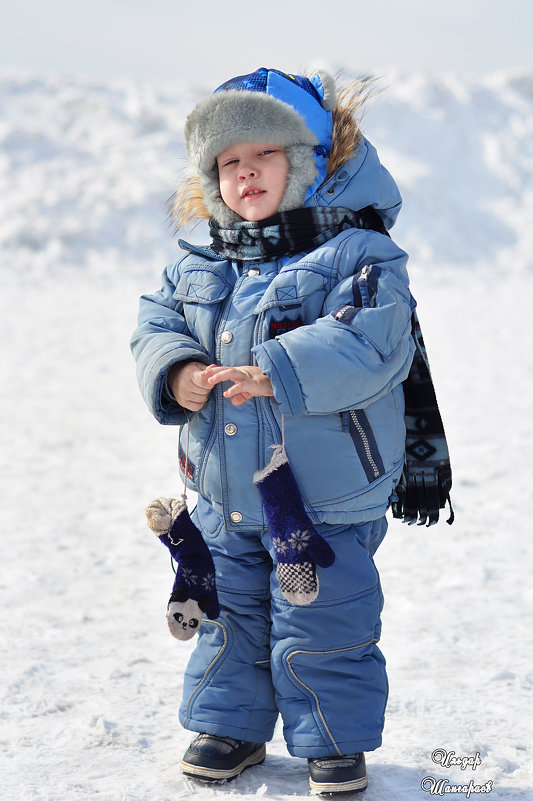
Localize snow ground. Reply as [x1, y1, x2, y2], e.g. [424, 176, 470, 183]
[1, 70, 532, 801]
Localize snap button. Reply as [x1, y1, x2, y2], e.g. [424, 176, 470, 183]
[247, 268, 260, 276]
[230, 511, 243, 523]
[326, 187, 335, 195]
[224, 423, 237, 436]
[220, 330, 233, 343]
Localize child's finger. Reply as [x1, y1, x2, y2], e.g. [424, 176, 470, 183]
[206, 367, 243, 386]
[193, 367, 216, 389]
[187, 387, 210, 400]
[223, 381, 250, 398]
[230, 392, 253, 406]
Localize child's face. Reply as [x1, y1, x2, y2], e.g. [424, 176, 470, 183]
[216, 142, 289, 222]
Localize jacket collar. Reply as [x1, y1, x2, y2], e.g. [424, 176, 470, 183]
[177, 239, 226, 260]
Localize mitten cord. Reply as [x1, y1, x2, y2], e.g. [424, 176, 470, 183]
[170, 408, 192, 574]
[180, 409, 192, 505]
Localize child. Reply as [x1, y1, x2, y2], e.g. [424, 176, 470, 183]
[131, 67, 417, 796]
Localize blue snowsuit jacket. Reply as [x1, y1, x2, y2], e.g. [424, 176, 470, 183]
[131, 137, 416, 532]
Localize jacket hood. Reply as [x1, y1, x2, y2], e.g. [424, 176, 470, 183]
[305, 137, 402, 230]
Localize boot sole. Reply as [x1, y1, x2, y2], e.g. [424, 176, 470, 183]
[180, 743, 266, 782]
[309, 774, 368, 795]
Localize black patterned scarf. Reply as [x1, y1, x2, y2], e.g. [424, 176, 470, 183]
[391, 311, 454, 527]
[209, 206, 386, 262]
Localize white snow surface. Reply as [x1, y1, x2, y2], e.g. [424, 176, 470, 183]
[1, 70, 532, 800]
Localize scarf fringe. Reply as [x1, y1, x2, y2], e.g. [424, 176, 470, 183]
[391, 465, 454, 526]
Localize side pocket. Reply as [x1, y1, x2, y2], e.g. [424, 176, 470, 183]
[345, 409, 385, 482]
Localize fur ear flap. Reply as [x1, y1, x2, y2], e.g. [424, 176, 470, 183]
[311, 71, 337, 111]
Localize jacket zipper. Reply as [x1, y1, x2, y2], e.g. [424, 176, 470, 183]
[348, 409, 385, 482]
[253, 309, 284, 445]
[357, 264, 371, 307]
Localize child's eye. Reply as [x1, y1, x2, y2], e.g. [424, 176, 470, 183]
[219, 157, 238, 168]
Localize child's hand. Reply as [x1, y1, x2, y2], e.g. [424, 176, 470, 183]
[168, 361, 215, 411]
[203, 365, 274, 406]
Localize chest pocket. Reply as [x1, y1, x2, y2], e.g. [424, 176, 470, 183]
[253, 269, 327, 316]
[173, 268, 233, 305]
[173, 268, 233, 353]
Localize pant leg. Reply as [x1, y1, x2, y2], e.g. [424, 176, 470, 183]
[179, 497, 278, 742]
[265, 518, 389, 758]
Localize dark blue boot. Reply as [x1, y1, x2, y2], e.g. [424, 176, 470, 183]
[180, 734, 266, 782]
[308, 753, 368, 795]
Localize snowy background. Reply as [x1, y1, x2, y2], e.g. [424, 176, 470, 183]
[1, 68, 532, 800]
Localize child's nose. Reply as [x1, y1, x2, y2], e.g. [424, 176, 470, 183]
[239, 162, 258, 180]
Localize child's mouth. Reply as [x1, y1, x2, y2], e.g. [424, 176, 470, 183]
[242, 189, 265, 200]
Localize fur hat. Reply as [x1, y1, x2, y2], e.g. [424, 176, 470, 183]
[184, 67, 336, 225]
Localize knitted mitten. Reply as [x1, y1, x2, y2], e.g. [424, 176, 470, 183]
[145, 497, 220, 640]
[254, 446, 335, 605]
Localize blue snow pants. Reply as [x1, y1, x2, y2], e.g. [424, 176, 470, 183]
[179, 496, 389, 758]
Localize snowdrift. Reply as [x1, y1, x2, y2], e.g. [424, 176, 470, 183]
[1, 69, 532, 274]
